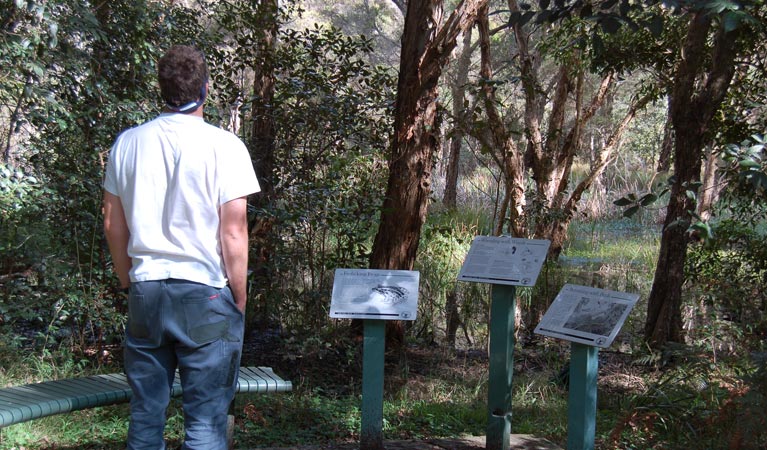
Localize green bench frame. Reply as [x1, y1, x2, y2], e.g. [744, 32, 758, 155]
[0, 366, 292, 429]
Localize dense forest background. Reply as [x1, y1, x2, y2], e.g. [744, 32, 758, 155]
[1, 0, 767, 448]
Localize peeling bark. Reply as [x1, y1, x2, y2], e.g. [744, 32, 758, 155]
[547, 90, 654, 259]
[369, 0, 488, 346]
[370, 0, 487, 271]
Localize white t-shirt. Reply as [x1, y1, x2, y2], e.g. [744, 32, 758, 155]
[103, 113, 260, 287]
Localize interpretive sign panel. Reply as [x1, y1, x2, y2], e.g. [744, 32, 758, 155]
[457, 236, 550, 286]
[329, 269, 419, 320]
[534, 284, 639, 348]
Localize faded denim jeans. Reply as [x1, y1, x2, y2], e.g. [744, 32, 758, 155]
[124, 279, 244, 450]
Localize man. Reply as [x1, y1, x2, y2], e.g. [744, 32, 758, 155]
[103, 45, 259, 450]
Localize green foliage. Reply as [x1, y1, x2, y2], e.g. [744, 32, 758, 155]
[0, 0, 207, 354]
[414, 207, 490, 344]
[686, 218, 767, 348]
[683, 133, 767, 348]
[673, 127, 767, 443]
[0, 0, 765, 448]
[587, 6, 686, 76]
[384, 398, 486, 439]
[196, 2, 396, 333]
[2, 0, 398, 347]
[720, 133, 767, 203]
[511, 384, 568, 440]
[604, 344, 767, 449]
[613, 190, 663, 218]
[0, 162, 50, 264]
[240, 22, 396, 331]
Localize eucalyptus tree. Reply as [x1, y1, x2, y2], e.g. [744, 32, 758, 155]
[442, 27, 474, 210]
[643, 2, 765, 346]
[472, 2, 657, 255]
[367, 0, 488, 346]
[454, 2, 655, 334]
[548, 0, 766, 347]
[473, 3, 527, 238]
[369, 0, 488, 271]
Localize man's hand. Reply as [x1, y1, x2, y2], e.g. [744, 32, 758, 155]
[112, 285, 129, 314]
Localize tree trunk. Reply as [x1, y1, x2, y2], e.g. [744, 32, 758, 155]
[370, 0, 486, 269]
[443, 28, 474, 345]
[657, 101, 674, 173]
[476, 3, 526, 237]
[511, 1, 575, 242]
[443, 27, 473, 209]
[445, 287, 460, 348]
[248, 0, 279, 329]
[369, 0, 487, 345]
[697, 145, 720, 222]
[644, 11, 740, 347]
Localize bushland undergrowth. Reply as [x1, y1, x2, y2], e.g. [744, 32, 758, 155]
[2, 212, 765, 449]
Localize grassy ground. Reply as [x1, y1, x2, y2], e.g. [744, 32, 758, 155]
[1, 219, 765, 449]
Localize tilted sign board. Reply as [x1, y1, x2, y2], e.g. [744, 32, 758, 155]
[457, 236, 550, 287]
[329, 269, 419, 320]
[534, 284, 640, 348]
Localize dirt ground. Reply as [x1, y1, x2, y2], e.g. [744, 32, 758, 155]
[239, 329, 576, 450]
[251, 434, 563, 449]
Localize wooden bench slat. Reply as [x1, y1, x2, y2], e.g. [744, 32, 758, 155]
[0, 366, 291, 429]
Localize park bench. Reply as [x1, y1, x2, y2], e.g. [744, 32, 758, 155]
[0, 366, 291, 445]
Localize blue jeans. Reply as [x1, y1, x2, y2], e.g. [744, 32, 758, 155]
[124, 279, 244, 450]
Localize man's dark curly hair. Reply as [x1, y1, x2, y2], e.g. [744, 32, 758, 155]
[158, 45, 208, 107]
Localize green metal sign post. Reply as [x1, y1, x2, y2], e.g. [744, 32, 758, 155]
[329, 269, 420, 450]
[567, 342, 599, 450]
[361, 319, 386, 450]
[535, 284, 640, 450]
[486, 284, 517, 450]
[457, 237, 550, 450]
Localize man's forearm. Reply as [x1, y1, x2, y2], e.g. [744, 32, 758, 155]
[220, 197, 250, 312]
[103, 191, 132, 288]
[224, 250, 248, 311]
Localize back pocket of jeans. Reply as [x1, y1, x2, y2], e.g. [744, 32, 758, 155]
[183, 295, 230, 345]
[189, 319, 229, 344]
[128, 294, 150, 339]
